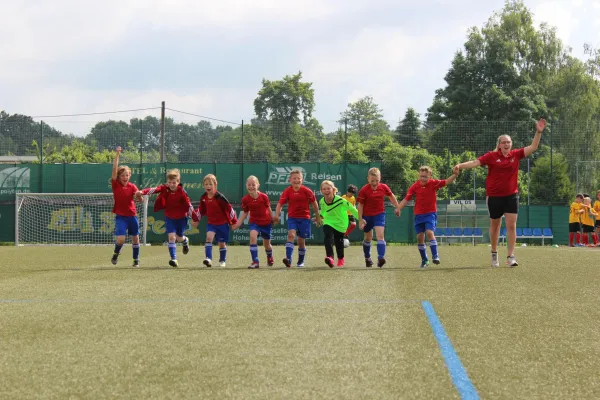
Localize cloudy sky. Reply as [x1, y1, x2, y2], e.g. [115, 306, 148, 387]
[2, 0, 599, 134]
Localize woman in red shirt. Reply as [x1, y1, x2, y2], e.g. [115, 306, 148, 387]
[454, 119, 546, 268]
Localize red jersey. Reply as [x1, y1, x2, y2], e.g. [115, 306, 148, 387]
[111, 178, 138, 217]
[278, 185, 316, 219]
[357, 183, 393, 216]
[242, 192, 272, 225]
[404, 179, 446, 215]
[478, 148, 525, 197]
[141, 184, 198, 221]
[197, 191, 238, 226]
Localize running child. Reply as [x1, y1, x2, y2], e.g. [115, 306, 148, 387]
[340, 184, 358, 238]
[357, 167, 401, 268]
[396, 166, 458, 268]
[110, 146, 141, 267]
[232, 176, 274, 269]
[135, 168, 198, 267]
[273, 169, 322, 268]
[318, 180, 358, 268]
[191, 174, 237, 267]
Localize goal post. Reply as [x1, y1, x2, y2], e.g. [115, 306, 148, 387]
[15, 193, 149, 246]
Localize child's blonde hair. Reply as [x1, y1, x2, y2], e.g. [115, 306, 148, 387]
[419, 165, 432, 174]
[167, 168, 180, 181]
[290, 169, 303, 178]
[246, 175, 259, 185]
[321, 180, 338, 194]
[584, 197, 592, 204]
[368, 167, 381, 177]
[117, 165, 131, 178]
[203, 174, 217, 186]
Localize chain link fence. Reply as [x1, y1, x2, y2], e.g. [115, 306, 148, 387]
[1, 113, 599, 205]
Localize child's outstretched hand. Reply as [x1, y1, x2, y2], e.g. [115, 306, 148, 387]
[116, 146, 122, 154]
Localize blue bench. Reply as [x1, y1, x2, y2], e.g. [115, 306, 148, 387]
[500, 228, 553, 245]
[435, 227, 483, 245]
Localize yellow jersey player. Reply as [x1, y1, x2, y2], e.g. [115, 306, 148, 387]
[340, 184, 357, 239]
[569, 194, 584, 247]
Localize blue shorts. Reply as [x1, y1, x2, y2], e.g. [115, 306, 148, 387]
[287, 217, 311, 239]
[414, 212, 437, 234]
[115, 215, 139, 237]
[165, 217, 188, 237]
[249, 223, 272, 240]
[207, 223, 230, 243]
[363, 212, 386, 233]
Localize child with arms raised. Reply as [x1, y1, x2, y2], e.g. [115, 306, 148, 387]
[110, 146, 141, 267]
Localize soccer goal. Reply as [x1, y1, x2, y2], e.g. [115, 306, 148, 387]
[15, 193, 149, 246]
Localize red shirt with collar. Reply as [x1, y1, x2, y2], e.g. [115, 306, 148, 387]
[242, 192, 272, 225]
[357, 183, 393, 216]
[112, 179, 138, 216]
[477, 148, 525, 197]
[404, 179, 446, 215]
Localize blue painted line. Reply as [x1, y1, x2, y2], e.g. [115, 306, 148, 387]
[422, 300, 479, 400]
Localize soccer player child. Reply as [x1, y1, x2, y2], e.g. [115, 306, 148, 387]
[594, 190, 600, 244]
[581, 196, 598, 246]
[568, 193, 585, 247]
[273, 169, 322, 268]
[232, 176, 274, 269]
[340, 184, 358, 238]
[110, 146, 141, 267]
[318, 180, 358, 268]
[191, 174, 238, 267]
[135, 169, 198, 267]
[357, 167, 401, 268]
[396, 166, 458, 268]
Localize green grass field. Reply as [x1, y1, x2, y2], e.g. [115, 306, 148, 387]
[1, 244, 599, 399]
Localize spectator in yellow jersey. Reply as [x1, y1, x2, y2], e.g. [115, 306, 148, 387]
[594, 190, 600, 242]
[340, 184, 358, 238]
[569, 194, 584, 247]
[581, 196, 598, 246]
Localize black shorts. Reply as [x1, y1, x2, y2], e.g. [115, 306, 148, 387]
[569, 222, 581, 233]
[582, 224, 595, 233]
[348, 215, 356, 223]
[595, 220, 600, 228]
[487, 194, 519, 220]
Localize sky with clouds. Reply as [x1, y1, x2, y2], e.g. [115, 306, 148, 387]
[1, 0, 599, 135]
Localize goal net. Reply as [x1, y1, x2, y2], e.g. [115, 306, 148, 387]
[15, 193, 149, 246]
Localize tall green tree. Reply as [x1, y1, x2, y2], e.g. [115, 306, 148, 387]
[396, 108, 422, 146]
[339, 96, 389, 138]
[432, 0, 564, 120]
[254, 72, 315, 125]
[530, 152, 573, 204]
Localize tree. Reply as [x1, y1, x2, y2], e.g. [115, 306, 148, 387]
[339, 96, 389, 138]
[87, 120, 139, 151]
[396, 108, 422, 146]
[254, 72, 315, 125]
[530, 152, 573, 204]
[0, 111, 65, 156]
[426, 0, 560, 124]
[33, 140, 114, 163]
